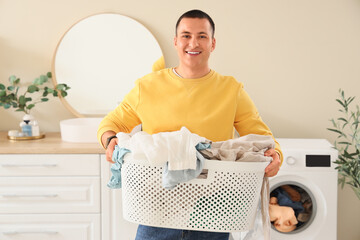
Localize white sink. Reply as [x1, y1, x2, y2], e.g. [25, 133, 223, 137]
[60, 118, 103, 143]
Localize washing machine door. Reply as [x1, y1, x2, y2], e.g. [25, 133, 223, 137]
[269, 173, 336, 240]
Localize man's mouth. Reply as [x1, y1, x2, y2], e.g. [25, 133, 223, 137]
[186, 51, 201, 55]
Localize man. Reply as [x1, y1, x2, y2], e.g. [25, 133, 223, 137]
[98, 9, 282, 240]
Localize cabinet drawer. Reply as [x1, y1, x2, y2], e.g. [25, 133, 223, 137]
[0, 177, 100, 213]
[0, 214, 100, 240]
[0, 154, 99, 176]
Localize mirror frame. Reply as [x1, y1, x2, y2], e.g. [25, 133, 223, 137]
[51, 12, 164, 118]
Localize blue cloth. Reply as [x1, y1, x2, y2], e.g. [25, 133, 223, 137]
[162, 142, 211, 189]
[107, 145, 131, 189]
[135, 225, 229, 240]
[272, 187, 304, 216]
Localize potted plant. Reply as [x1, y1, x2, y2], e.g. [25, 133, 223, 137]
[0, 72, 70, 137]
[327, 89, 360, 200]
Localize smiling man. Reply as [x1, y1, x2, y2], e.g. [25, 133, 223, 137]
[98, 9, 282, 240]
[173, 15, 216, 79]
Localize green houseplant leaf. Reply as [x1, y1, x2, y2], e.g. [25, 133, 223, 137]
[0, 72, 70, 114]
[328, 89, 360, 200]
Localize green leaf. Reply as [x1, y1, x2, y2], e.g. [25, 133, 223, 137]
[0, 84, 5, 90]
[0, 90, 6, 97]
[8, 93, 16, 100]
[56, 84, 65, 90]
[47, 72, 52, 78]
[61, 91, 67, 97]
[19, 96, 25, 105]
[327, 128, 344, 135]
[7, 86, 14, 91]
[46, 88, 54, 93]
[39, 75, 48, 83]
[347, 96, 355, 106]
[26, 104, 35, 110]
[41, 98, 49, 102]
[27, 85, 39, 93]
[3, 103, 11, 109]
[25, 97, 32, 102]
[336, 99, 346, 108]
[9, 75, 17, 84]
[33, 78, 40, 85]
[338, 117, 348, 123]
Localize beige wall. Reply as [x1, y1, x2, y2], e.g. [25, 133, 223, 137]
[1, 0, 359, 239]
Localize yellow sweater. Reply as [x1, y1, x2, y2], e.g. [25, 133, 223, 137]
[97, 68, 283, 162]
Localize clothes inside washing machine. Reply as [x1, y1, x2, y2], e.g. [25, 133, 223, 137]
[269, 184, 314, 233]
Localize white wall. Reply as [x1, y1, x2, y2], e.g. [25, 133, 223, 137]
[0, 0, 359, 239]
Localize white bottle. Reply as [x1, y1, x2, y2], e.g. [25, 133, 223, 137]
[31, 120, 40, 137]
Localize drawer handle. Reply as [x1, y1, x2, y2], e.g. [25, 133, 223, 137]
[3, 230, 58, 235]
[1, 194, 58, 198]
[1, 163, 58, 167]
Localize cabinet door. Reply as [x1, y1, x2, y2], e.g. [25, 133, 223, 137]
[0, 177, 100, 214]
[0, 154, 100, 176]
[0, 214, 100, 240]
[101, 155, 138, 240]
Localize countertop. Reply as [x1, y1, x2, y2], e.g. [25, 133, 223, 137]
[0, 132, 104, 154]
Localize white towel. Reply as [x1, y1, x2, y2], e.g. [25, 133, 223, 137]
[116, 126, 207, 170]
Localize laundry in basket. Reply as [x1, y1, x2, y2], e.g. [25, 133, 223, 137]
[108, 128, 274, 236]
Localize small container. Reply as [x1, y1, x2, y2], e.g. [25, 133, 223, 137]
[21, 124, 32, 137]
[8, 130, 19, 137]
[31, 120, 40, 137]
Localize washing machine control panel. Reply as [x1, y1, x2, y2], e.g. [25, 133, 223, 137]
[305, 155, 331, 167]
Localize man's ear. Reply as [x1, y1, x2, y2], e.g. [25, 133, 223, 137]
[174, 36, 178, 47]
[211, 38, 216, 52]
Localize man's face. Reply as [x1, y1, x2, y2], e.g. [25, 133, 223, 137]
[174, 17, 216, 71]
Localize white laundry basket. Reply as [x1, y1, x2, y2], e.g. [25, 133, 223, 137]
[121, 156, 268, 232]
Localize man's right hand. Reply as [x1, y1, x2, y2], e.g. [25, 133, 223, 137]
[101, 131, 118, 163]
[106, 137, 118, 163]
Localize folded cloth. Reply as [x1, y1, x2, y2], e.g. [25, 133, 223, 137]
[162, 142, 211, 189]
[107, 145, 131, 189]
[200, 134, 275, 162]
[116, 126, 209, 170]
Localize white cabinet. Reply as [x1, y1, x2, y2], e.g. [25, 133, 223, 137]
[101, 155, 138, 240]
[0, 214, 100, 240]
[0, 154, 101, 240]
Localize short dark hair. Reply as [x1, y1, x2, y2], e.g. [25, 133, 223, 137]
[175, 9, 215, 38]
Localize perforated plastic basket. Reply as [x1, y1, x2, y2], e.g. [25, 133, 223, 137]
[121, 156, 268, 232]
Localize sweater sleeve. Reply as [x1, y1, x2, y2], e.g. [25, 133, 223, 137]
[234, 83, 283, 164]
[97, 80, 142, 147]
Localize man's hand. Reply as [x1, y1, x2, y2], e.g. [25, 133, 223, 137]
[106, 137, 118, 163]
[101, 131, 118, 163]
[264, 148, 281, 177]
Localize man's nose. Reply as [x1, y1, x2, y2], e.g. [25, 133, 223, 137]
[189, 37, 199, 48]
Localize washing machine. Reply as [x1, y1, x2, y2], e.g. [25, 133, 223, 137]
[269, 138, 338, 240]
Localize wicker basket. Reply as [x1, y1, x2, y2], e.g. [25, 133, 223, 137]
[121, 156, 268, 232]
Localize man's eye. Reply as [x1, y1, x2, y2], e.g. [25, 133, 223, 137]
[182, 35, 190, 38]
[200, 35, 207, 39]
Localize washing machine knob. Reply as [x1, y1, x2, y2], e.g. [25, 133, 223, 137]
[286, 156, 296, 165]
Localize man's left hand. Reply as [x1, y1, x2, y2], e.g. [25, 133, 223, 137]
[264, 149, 281, 177]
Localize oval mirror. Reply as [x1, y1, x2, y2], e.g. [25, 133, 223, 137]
[52, 13, 164, 117]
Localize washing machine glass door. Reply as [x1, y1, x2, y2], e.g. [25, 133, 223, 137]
[268, 174, 326, 240]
